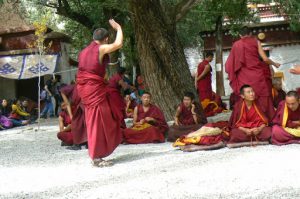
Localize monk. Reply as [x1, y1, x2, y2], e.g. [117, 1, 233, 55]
[123, 92, 168, 144]
[76, 19, 123, 167]
[57, 103, 73, 146]
[271, 91, 300, 145]
[195, 52, 214, 102]
[60, 82, 87, 150]
[108, 67, 135, 128]
[227, 85, 272, 148]
[125, 94, 137, 118]
[167, 91, 207, 142]
[272, 78, 286, 109]
[225, 26, 280, 120]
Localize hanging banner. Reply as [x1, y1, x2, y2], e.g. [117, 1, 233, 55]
[0, 54, 59, 79]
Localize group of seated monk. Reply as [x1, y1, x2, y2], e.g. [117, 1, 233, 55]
[173, 84, 300, 152]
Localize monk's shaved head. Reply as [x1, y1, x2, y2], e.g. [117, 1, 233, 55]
[240, 84, 252, 95]
[286, 91, 299, 111]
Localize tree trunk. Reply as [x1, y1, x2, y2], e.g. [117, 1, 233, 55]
[128, 0, 200, 120]
[215, 16, 225, 96]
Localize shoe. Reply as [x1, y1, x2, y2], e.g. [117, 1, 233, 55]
[66, 144, 82, 150]
[61, 141, 69, 146]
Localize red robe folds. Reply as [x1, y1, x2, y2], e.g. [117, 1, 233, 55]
[60, 84, 87, 145]
[228, 99, 271, 144]
[107, 73, 126, 128]
[57, 111, 73, 145]
[167, 103, 207, 142]
[271, 101, 300, 145]
[197, 60, 213, 101]
[124, 104, 168, 144]
[225, 36, 275, 119]
[77, 41, 122, 159]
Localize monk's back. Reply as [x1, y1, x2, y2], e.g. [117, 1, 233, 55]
[78, 41, 109, 77]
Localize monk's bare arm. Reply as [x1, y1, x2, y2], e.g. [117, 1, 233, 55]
[59, 116, 64, 132]
[118, 79, 130, 90]
[174, 106, 181, 126]
[258, 41, 280, 67]
[61, 92, 73, 119]
[133, 106, 139, 125]
[64, 124, 71, 132]
[194, 72, 198, 88]
[197, 65, 211, 81]
[99, 19, 123, 62]
[191, 104, 198, 124]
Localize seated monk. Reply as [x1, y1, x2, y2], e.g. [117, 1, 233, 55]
[57, 103, 73, 146]
[123, 92, 168, 144]
[272, 91, 300, 145]
[272, 78, 286, 109]
[167, 91, 207, 142]
[125, 94, 137, 118]
[227, 85, 271, 148]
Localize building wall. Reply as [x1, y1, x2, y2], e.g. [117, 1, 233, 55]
[0, 77, 16, 99]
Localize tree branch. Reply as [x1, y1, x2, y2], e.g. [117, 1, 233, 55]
[174, 0, 202, 22]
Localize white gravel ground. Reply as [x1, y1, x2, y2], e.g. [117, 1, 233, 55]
[1, 119, 300, 199]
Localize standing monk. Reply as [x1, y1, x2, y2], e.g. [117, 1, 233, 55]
[123, 92, 168, 144]
[76, 19, 123, 167]
[60, 81, 87, 150]
[225, 26, 280, 119]
[272, 91, 300, 145]
[195, 52, 214, 102]
[227, 85, 272, 148]
[108, 67, 135, 128]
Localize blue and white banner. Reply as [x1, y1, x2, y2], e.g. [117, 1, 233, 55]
[0, 54, 59, 79]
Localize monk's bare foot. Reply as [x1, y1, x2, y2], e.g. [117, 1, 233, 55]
[92, 159, 114, 167]
[227, 141, 269, 148]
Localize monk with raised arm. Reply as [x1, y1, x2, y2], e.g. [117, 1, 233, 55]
[272, 91, 300, 145]
[227, 85, 272, 148]
[123, 92, 168, 144]
[225, 26, 280, 119]
[76, 19, 123, 167]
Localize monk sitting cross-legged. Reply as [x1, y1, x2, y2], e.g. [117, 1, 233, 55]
[167, 91, 207, 142]
[123, 92, 168, 144]
[271, 91, 300, 145]
[227, 85, 272, 148]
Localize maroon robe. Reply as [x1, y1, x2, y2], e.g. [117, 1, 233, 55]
[271, 101, 300, 145]
[107, 73, 126, 128]
[77, 41, 122, 159]
[57, 111, 73, 145]
[124, 104, 168, 144]
[228, 99, 271, 144]
[225, 36, 275, 119]
[60, 84, 87, 145]
[167, 103, 207, 142]
[197, 60, 213, 102]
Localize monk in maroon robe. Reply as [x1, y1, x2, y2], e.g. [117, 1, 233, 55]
[124, 92, 168, 144]
[195, 52, 214, 102]
[125, 94, 137, 118]
[225, 27, 280, 120]
[227, 85, 272, 148]
[57, 103, 73, 146]
[107, 67, 134, 128]
[272, 91, 300, 145]
[60, 83, 87, 150]
[168, 92, 207, 142]
[272, 79, 286, 109]
[77, 19, 123, 167]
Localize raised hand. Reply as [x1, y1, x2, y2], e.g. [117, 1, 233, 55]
[109, 19, 121, 30]
[290, 65, 300, 75]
